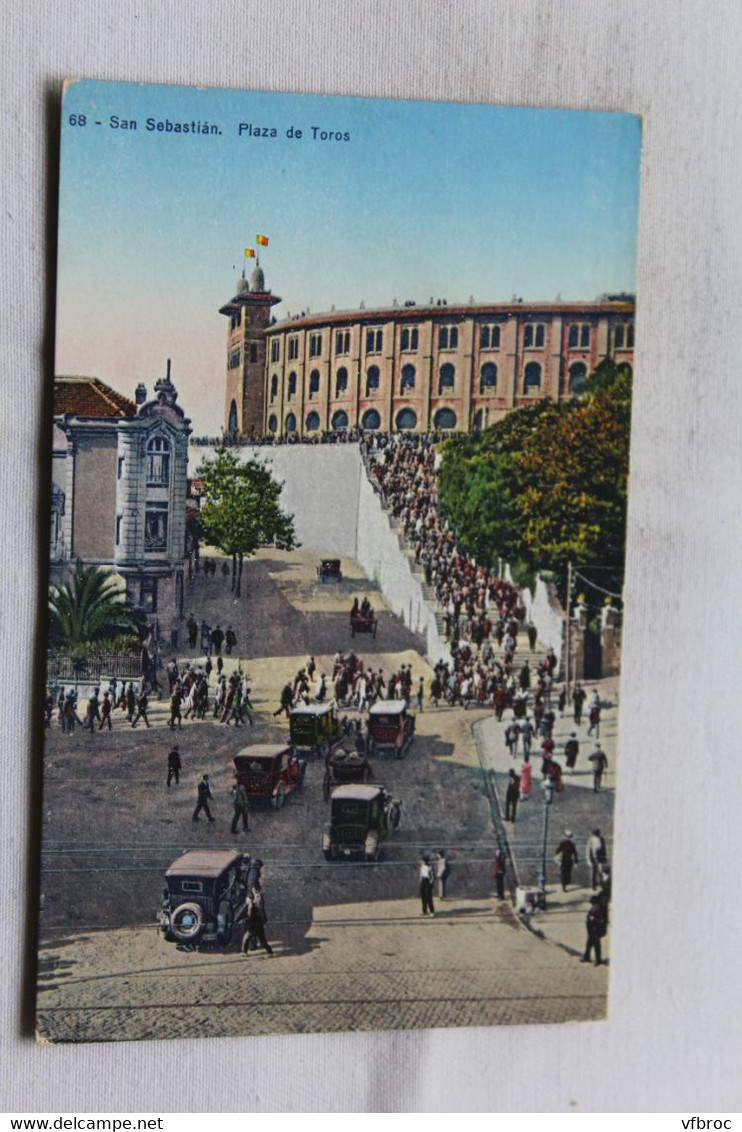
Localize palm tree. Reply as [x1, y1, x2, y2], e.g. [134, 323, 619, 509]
[48, 563, 146, 648]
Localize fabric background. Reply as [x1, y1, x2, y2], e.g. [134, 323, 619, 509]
[1, 0, 740, 1113]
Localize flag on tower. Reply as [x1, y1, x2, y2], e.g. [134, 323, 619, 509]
[244, 248, 256, 258]
[256, 234, 269, 246]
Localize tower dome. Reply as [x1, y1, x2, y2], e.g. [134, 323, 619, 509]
[236, 275, 249, 295]
[249, 263, 266, 293]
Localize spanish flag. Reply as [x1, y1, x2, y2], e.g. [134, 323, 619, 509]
[244, 248, 256, 258]
[256, 234, 269, 246]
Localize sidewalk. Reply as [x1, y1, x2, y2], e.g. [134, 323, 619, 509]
[473, 675, 619, 962]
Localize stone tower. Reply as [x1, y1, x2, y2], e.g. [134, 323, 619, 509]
[220, 263, 281, 438]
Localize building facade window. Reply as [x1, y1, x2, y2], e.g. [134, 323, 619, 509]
[285, 412, 297, 432]
[309, 333, 322, 358]
[473, 409, 484, 430]
[230, 311, 241, 331]
[145, 502, 169, 552]
[146, 436, 171, 486]
[438, 363, 455, 394]
[331, 410, 349, 430]
[268, 413, 278, 432]
[568, 361, 587, 394]
[480, 362, 497, 393]
[524, 323, 545, 348]
[249, 343, 258, 363]
[140, 577, 158, 613]
[229, 347, 241, 369]
[434, 408, 457, 429]
[270, 374, 278, 400]
[309, 369, 320, 396]
[335, 330, 350, 355]
[438, 325, 458, 350]
[480, 324, 501, 349]
[270, 339, 280, 362]
[335, 367, 348, 396]
[366, 365, 380, 395]
[395, 408, 417, 430]
[228, 400, 238, 435]
[524, 361, 541, 393]
[117, 456, 124, 480]
[361, 409, 381, 430]
[288, 337, 299, 361]
[400, 364, 416, 392]
[365, 328, 383, 354]
[568, 323, 591, 349]
[116, 515, 122, 545]
[400, 327, 418, 352]
[306, 411, 320, 432]
[288, 372, 297, 397]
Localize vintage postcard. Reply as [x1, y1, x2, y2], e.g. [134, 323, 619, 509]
[38, 79, 639, 1042]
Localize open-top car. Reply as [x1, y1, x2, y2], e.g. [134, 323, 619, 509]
[159, 849, 251, 948]
[233, 743, 306, 809]
[325, 746, 373, 791]
[322, 783, 398, 861]
[367, 700, 415, 758]
[317, 558, 343, 583]
[289, 703, 343, 758]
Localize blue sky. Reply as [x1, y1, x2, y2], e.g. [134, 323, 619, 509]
[55, 80, 641, 433]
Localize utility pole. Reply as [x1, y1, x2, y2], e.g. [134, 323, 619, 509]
[565, 560, 572, 703]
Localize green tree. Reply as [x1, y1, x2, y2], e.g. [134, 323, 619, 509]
[49, 562, 146, 648]
[196, 449, 297, 597]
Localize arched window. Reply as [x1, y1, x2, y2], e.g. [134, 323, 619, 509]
[433, 408, 457, 430]
[331, 410, 349, 430]
[268, 413, 278, 433]
[335, 367, 348, 397]
[400, 364, 416, 392]
[568, 324, 579, 348]
[614, 324, 625, 349]
[288, 371, 297, 397]
[146, 435, 171, 485]
[438, 363, 455, 394]
[473, 409, 484, 430]
[480, 362, 497, 393]
[270, 374, 278, 399]
[309, 369, 320, 395]
[361, 409, 381, 430]
[285, 412, 297, 433]
[227, 400, 238, 437]
[568, 362, 587, 394]
[395, 408, 417, 430]
[524, 362, 541, 393]
[366, 365, 380, 396]
[306, 411, 320, 431]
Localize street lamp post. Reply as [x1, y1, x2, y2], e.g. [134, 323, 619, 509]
[537, 776, 555, 908]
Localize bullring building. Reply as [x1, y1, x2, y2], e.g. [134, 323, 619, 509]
[221, 265, 635, 438]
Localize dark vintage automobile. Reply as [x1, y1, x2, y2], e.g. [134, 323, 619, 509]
[367, 700, 415, 758]
[289, 703, 343, 758]
[233, 743, 306, 809]
[349, 609, 378, 638]
[322, 784, 398, 861]
[159, 849, 253, 947]
[324, 747, 373, 794]
[317, 558, 343, 583]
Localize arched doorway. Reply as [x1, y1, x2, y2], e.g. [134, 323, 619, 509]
[523, 362, 541, 394]
[331, 410, 349, 430]
[227, 399, 238, 435]
[395, 407, 417, 430]
[361, 409, 381, 430]
[433, 407, 457, 430]
[305, 411, 320, 432]
[285, 412, 297, 433]
[568, 361, 587, 394]
[268, 413, 278, 433]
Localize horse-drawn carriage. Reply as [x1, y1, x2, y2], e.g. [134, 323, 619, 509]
[317, 558, 343, 583]
[349, 599, 378, 638]
[323, 747, 373, 800]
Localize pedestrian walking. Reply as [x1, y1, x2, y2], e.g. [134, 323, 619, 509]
[273, 682, 293, 719]
[588, 744, 608, 792]
[572, 683, 586, 726]
[434, 850, 449, 900]
[520, 754, 532, 800]
[192, 774, 215, 822]
[587, 689, 601, 736]
[230, 779, 250, 833]
[84, 688, 101, 733]
[419, 855, 436, 915]
[167, 745, 181, 787]
[554, 830, 579, 891]
[564, 732, 579, 771]
[505, 769, 520, 822]
[581, 892, 608, 966]
[586, 828, 608, 890]
[416, 677, 425, 712]
[99, 691, 113, 730]
[131, 691, 151, 728]
[211, 625, 225, 656]
[225, 626, 237, 655]
[169, 687, 183, 731]
[494, 849, 507, 902]
[241, 886, 273, 955]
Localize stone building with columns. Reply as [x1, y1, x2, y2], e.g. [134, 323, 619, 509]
[221, 266, 635, 438]
[51, 365, 191, 633]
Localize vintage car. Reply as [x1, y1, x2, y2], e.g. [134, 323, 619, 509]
[367, 700, 415, 758]
[289, 702, 343, 757]
[322, 784, 397, 861]
[325, 747, 373, 793]
[159, 849, 252, 947]
[317, 558, 343, 583]
[233, 743, 306, 808]
[349, 609, 378, 638]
